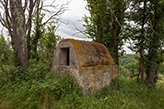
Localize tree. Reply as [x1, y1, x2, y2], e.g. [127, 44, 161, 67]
[9, 0, 28, 70]
[83, 0, 129, 66]
[127, 0, 148, 83]
[0, 0, 68, 71]
[0, 35, 13, 65]
[128, 0, 164, 87]
[30, 20, 61, 65]
[30, 13, 45, 61]
[145, 0, 164, 88]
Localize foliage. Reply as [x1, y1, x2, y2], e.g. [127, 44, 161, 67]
[0, 35, 14, 65]
[29, 12, 61, 67]
[119, 54, 164, 74]
[29, 13, 45, 61]
[0, 0, 164, 108]
[83, 0, 129, 65]
[0, 60, 82, 109]
[119, 54, 138, 69]
[126, 0, 164, 87]
[0, 63, 164, 108]
[0, 0, 68, 70]
[159, 62, 164, 74]
[37, 23, 61, 65]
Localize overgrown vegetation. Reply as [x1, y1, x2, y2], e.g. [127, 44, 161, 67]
[1, 39, 164, 108]
[0, 60, 83, 109]
[0, 0, 164, 108]
[83, 0, 164, 88]
[119, 54, 164, 74]
[0, 60, 164, 108]
[0, 45, 164, 108]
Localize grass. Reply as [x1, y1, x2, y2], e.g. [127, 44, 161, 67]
[0, 63, 164, 109]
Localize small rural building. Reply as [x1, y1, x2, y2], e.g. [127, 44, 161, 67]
[52, 39, 118, 94]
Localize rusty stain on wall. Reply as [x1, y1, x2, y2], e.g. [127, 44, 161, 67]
[52, 39, 118, 94]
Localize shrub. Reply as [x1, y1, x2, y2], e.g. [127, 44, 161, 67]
[0, 61, 83, 108]
[0, 60, 164, 109]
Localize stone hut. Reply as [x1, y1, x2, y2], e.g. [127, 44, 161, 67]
[52, 39, 118, 94]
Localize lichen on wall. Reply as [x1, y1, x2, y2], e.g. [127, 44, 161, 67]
[68, 39, 114, 67]
[80, 65, 118, 94]
[52, 39, 118, 94]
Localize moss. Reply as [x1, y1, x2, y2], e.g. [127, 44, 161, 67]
[68, 39, 114, 67]
[58, 39, 115, 68]
[80, 65, 118, 93]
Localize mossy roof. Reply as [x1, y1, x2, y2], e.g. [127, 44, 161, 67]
[59, 39, 114, 67]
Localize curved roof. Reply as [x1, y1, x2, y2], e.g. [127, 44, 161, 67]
[59, 39, 114, 67]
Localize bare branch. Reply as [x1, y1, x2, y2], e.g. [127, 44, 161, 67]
[72, 24, 90, 38]
[0, 0, 69, 40]
[41, 2, 69, 26]
[50, 0, 56, 6]
[23, 0, 28, 12]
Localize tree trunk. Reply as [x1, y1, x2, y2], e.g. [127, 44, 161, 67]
[147, 3, 159, 88]
[10, 0, 28, 71]
[148, 58, 155, 88]
[112, 2, 125, 66]
[27, 0, 34, 60]
[97, 15, 101, 43]
[139, 0, 146, 84]
[154, 70, 158, 84]
[154, 57, 163, 83]
[137, 62, 141, 82]
[113, 37, 119, 66]
[33, 1, 41, 62]
[113, 25, 121, 66]
[140, 52, 144, 84]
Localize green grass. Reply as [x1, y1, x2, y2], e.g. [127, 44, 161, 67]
[0, 62, 164, 109]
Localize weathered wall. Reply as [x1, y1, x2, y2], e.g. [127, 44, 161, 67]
[69, 39, 114, 67]
[80, 65, 118, 94]
[52, 39, 118, 94]
[58, 65, 118, 94]
[52, 40, 79, 71]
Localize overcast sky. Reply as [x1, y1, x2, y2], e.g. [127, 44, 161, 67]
[0, 0, 133, 54]
[55, 0, 133, 54]
[55, 0, 90, 41]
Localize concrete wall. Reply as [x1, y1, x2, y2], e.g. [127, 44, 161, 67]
[80, 65, 118, 94]
[52, 39, 118, 94]
[52, 39, 79, 71]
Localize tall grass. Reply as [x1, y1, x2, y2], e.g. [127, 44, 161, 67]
[0, 62, 164, 109]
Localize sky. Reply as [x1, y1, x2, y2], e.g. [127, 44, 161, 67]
[55, 0, 90, 41]
[54, 0, 133, 54]
[0, 0, 133, 54]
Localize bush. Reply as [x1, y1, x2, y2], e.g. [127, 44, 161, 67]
[0, 61, 164, 109]
[0, 61, 83, 108]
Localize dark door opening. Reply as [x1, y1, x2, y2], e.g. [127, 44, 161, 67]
[67, 48, 69, 65]
[60, 48, 70, 66]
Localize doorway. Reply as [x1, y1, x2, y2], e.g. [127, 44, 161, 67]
[60, 48, 69, 66]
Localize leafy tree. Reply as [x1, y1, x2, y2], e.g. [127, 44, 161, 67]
[128, 0, 164, 87]
[30, 13, 45, 61]
[37, 23, 61, 66]
[145, 0, 164, 87]
[126, 0, 149, 83]
[83, 0, 129, 66]
[29, 12, 61, 66]
[0, 35, 13, 65]
[0, 0, 68, 71]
